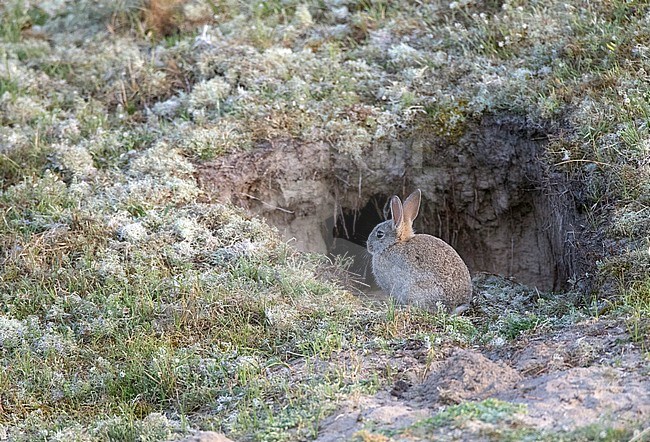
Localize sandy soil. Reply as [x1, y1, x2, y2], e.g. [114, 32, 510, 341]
[315, 317, 650, 441]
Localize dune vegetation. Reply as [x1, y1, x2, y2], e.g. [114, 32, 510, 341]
[1, 0, 649, 441]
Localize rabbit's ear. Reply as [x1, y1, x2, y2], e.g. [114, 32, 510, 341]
[395, 190, 419, 240]
[390, 195, 403, 228]
[402, 189, 421, 223]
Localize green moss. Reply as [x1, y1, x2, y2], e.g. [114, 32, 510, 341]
[419, 99, 471, 142]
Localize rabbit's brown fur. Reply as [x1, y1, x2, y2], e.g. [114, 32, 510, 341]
[367, 190, 472, 312]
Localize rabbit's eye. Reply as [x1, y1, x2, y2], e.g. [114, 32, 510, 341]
[376, 230, 385, 239]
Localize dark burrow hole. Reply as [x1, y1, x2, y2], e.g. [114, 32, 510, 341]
[325, 121, 586, 293]
[328, 189, 579, 293]
[199, 116, 589, 295]
[324, 195, 389, 282]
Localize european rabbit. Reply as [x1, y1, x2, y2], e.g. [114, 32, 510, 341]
[366, 189, 472, 313]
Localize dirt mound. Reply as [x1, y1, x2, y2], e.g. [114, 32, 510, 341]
[315, 318, 650, 441]
[316, 391, 430, 442]
[503, 319, 637, 375]
[409, 349, 522, 405]
[505, 366, 650, 431]
[170, 432, 233, 442]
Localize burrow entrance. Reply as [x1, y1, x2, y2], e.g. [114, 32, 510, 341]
[198, 116, 588, 293]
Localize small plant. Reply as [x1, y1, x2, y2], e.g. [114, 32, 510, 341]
[501, 312, 542, 340]
[368, 399, 526, 440]
[622, 278, 650, 353]
[0, 1, 48, 43]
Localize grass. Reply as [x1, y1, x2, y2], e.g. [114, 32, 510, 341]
[354, 399, 525, 440]
[357, 399, 641, 442]
[622, 278, 650, 353]
[485, 423, 637, 442]
[408, 398, 526, 429]
[0, 179, 460, 440]
[1, 0, 649, 440]
[0, 135, 49, 189]
[0, 222, 379, 440]
[0, 1, 48, 43]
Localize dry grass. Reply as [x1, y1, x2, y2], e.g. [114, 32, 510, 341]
[142, 0, 184, 37]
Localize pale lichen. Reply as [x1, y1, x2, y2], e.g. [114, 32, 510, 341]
[50, 142, 97, 179]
